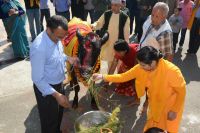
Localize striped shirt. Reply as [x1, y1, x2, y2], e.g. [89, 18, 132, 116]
[140, 16, 173, 56]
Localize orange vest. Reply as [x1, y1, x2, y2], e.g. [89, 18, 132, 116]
[188, 0, 200, 29]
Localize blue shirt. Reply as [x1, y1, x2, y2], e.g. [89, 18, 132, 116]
[40, 0, 49, 9]
[30, 31, 67, 96]
[195, 7, 200, 18]
[53, 0, 71, 12]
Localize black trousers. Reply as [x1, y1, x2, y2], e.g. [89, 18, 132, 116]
[179, 28, 187, 47]
[187, 18, 200, 54]
[56, 10, 70, 21]
[137, 16, 147, 42]
[40, 8, 50, 31]
[84, 9, 95, 23]
[173, 32, 179, 50]
[130, 13, 140, 35]
[33, 83, 64, 133]
[71, 1, 85, 20]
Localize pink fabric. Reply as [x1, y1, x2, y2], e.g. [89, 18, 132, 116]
[179, 0, 194, 28]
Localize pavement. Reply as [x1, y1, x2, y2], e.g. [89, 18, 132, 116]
[0, 1, 200, 133]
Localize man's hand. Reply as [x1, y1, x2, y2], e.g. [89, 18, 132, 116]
[167, 110, 177, 121]
[8, 9, 18, 16]
[52, 92, 70, 108]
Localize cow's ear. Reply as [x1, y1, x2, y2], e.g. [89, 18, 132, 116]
[100, 31, 109, 46]
[76, 28, 84, 43]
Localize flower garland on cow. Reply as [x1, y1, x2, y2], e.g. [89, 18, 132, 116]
[63, 17, 101, 87]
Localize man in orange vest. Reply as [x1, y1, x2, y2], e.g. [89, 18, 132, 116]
[187, 0, 200, 54]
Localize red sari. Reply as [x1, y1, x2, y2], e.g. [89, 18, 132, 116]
[114, 43, 138, 96]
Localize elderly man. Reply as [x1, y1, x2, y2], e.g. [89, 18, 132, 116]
[139, 2, 173, 61]
[137, 0, 158, 41]
[92, 0, 130, 74]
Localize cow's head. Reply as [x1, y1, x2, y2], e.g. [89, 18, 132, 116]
[76, 29, 109, 75]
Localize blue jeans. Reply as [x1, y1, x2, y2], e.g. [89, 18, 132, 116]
[26, 9, 41, 40]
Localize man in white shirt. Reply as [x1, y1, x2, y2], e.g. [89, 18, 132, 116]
[92, 0, 130, 74]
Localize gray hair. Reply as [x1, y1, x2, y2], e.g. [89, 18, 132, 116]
[153, 2, 169, 17]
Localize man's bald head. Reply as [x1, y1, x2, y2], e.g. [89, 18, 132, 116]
[151, 2, 169, 26]
[153, 2, 169, 17]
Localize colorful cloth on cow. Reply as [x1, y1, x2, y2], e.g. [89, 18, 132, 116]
[114, 43, 138, 96]
[63, 17, 92, 56]
[63, 17, 92, 81]
[0, 0, 29, 58]
[104, 59, 186, 133]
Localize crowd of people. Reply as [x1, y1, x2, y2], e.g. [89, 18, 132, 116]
[0, 0, 200, 132]
[0, 0, 199, 58]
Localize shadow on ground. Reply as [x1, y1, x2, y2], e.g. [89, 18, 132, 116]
[0, 39, 9, 46]
[24, 105, 41, 133]
[173, 49, 200, 84]
[0, 43, 23, 69]
[0, 58, 25, 69]
[61, 85, 93, 133]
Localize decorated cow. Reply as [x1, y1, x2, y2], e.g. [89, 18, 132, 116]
[63, 18, 109, 108]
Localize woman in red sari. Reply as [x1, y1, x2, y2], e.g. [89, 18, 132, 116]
[109, 39, 138, 96]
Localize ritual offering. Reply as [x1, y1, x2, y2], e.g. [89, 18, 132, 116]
[74, 107, 122, 133]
